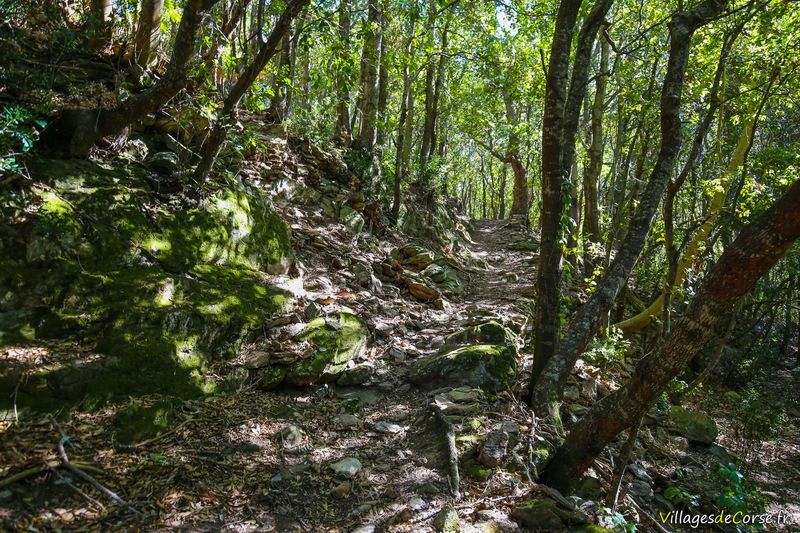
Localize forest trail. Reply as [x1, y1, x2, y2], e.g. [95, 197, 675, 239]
[0, 204, 546, 531]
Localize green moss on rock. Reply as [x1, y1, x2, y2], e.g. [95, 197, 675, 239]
[411, 343, 517, 393]
[115, 399, 176, 444]
[286, 313, 369, 385]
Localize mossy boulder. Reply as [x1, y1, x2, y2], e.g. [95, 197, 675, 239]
[410, 342, 517, 393]
[440, 321, 516, 353]
[285, 313, 369, 385]
[339, 205, 364, 234]
[392, 243, 435, 270]
[668, 406, 718, 445]
[512, 498, 574, 531]
[0, 159, 295, 410]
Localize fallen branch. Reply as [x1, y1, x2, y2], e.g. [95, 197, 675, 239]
[430, 402, 460, 499]
[0, 464, 49, 489]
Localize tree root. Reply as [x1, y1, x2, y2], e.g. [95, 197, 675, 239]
[430, 402, 460, 499]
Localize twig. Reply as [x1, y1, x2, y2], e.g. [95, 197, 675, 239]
[48, 417, 142, 516]
[430, 402, 460, 499]
[52, 467, 106, 511]
[0, 464, 49, 488]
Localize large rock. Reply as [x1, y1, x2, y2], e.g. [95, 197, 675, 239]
[339, 205, 364, 234]
[512, 498, 573, 531]
[0, 159, 295, 409]
[668, 406, 718, 445]
[410, 322, 517, 392]
[285, 312, 369, 385]
[392, 244, 435, 270]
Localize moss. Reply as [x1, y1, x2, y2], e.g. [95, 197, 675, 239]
[286, 312, 368, 385]
[441, 321, 515, 351]
[259, 366, 288, 390]
[0, 159, 296, 412]
[411, 343, 517, 392]
[461, 456, 492, 482]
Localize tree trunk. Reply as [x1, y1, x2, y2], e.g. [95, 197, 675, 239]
[530, 0, 729, 413]
[88, 0, 113, 52]
[133, 0, 165, 67]
[391, 19, 416, 223]
[356, 0, 383, 153]
[583, 28, 608, 265]
[418, 0, 437, 177]
[193, 0, 311, 183]
[541, 178, 800, 493]
[269, 28, 296, 122]
[499, 163, 507, 219]
[530, 0, 613, 395]
[335, 0, 352, 142]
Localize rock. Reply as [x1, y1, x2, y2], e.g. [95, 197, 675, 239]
[147, 151, 180, 173]
[337, 364, 375, 386]
[432, 507, 460, 532]
[512, 498, 571, 531]
[389, 345, 408, 362]
[406, 278, 441, 302]
[707, 443, 735, 465]
[278, 425, 304, 448]
[257, 366, 288, 390]
[504, 273, 519, 283]
[408, 496, 428, 511]
[628, 463, 652, 483]
[629, 479, 654, 500]
[373, 421, 403, 434]
[331, 481, 351, 498]
[304, 302, 323, 320]
[410, 343, 517, 393]
[333, 413, 361, 428]
[331, 457, 362, 478]
[441, 321, 517, 352]
[509, 239, 539, 252]
[392, 244, 435, 270]
[352, 261, 382, 293]
[373, 320, 393, 337]
[564, 386, 580, 402]
[285, 312, 369, 385]
[479, 428, 510, 467]
[338, 205, 363, 234]
[351, 525, 375, 533]
[422, 264, 447, 283]
[472, 509, 519, 532]
[668, 406, 718, 445]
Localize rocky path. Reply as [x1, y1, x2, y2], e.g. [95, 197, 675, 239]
[0, 206, 546, 531]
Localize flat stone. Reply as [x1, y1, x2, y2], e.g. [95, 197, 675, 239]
[333, 414, 361, 428]
[331, 457, 362, 478]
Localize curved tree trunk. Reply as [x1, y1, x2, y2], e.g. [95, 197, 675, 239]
[540, 178, 800, 494]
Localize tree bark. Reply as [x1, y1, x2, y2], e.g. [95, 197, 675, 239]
[88, 0, 113, 52]
[335, 0, 352, 142]
[133, 0, 165, 67]
[193, 0, 311, 183]
[583, 28, 608, 265]
[391, 17, 416, 223]
[541, 178, 800, 493]
[530, 0, 613, 395]
[418, 0, 437, 177]
[356, 0, 383, 153]
[530, 0, 729, 412]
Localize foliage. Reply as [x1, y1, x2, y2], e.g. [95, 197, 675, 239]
[664, 486, 701, 509]
[0, 105, 46, 174]
[598, 506, 637, 533]
[715, 463, 767, 532]
[583, 327, 630, 366]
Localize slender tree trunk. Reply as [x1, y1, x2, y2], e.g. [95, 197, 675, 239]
[392, 19, 416, 223]
[499, 164, 507, 220]
[530, 0, 729, 412]
[269, 27, 296, 122]
[335, 0, 352, 142]
[133, 0, 165, 66]
[418, 0, 437, 177]
[583, 28, 608, 267]
[204, 0, 251, 88]
[530, 0, 613, 395]
[541, 178, 800, 493]
[356, 0, 383, 153]
[193, 0, 311, 183]
[88, 0, 113, 52]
